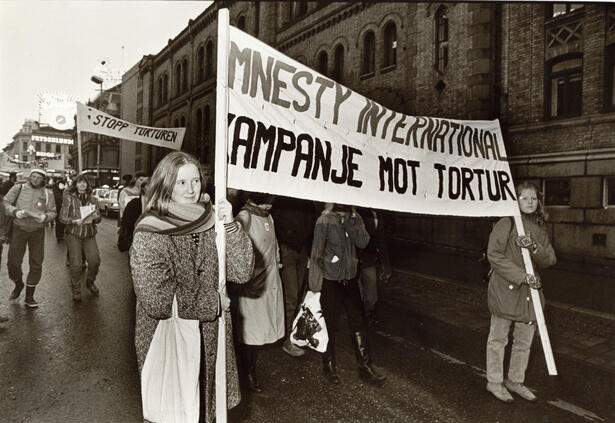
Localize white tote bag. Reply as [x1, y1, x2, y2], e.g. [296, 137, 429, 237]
[290, 291, 329, 353]
[141, 295, 201, 423]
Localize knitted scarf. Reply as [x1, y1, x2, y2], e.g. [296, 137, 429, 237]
[241, 200, 271, 217]
[134, 201, 214, 235]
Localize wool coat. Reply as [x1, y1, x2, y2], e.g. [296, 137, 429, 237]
[235, 209, 285, 346]
[130, 226, 254, 423]
[487, 215, 556, 323]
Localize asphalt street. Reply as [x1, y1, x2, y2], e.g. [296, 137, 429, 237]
[0, 217, 612, 422]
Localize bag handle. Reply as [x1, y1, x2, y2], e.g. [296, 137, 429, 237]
[172, 294, 179, 318]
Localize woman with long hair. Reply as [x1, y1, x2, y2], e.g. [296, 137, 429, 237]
[130, 151, 254, 422]
[59, 175, 102, 302]
[485, 181, 556, 403]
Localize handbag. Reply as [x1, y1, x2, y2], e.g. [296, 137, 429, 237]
[141, 295, 201, 423]
[290, 291, 329, 353]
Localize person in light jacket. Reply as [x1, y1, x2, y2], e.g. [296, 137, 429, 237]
[233, 192, 285, 393]
[3, 168, 56, 308]
[59, 175, 102, 302]
[486, 181, 556, 403]
[309, 203, 386, 386]
[130, 151, 254, 423]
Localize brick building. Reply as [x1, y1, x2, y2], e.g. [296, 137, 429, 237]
[120, 2, 615, 265]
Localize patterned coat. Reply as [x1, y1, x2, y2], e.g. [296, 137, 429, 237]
[130, 226, 254, 423]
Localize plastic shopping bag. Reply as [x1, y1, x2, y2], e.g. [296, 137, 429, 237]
[141, 296, 201, 423]
[290, 291, 329, 353]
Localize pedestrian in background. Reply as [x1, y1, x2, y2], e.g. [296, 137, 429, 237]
[52, 179, 66, 241]
[130, 151, 254, 422]
[3, 168, 56, 308]
[118, 171, 147, 221]
[356, 207, 392, 327]
[234, 192, 285, 393]
[486, 181, 556, 403]
[309, 202, 386, 386]
[60, 175, 102, 302]
[117, 179, 148, 252]
[271, 195, 315, 357]
[0, 171, 17, 196]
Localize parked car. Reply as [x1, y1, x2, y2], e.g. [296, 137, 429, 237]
[97, 189, 119, 216]
[93, 188, 108, 203]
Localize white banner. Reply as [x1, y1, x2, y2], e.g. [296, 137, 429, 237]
[76, 102, 185, 150]
[226, 28, 518, 217]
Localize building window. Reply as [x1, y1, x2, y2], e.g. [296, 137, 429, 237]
[175, 64, 182, 97]
[46, 143, 51, 153]
[180, 117, 186, 127]
[549, 3, 584, 19]
[36, 142, 41, 151]
[163, 74, 169, 102]
[547, 56, 582, 118]
[295, 2, 307, 19]
[333, 45, 344, 83]
[545, 178, 571, 206]
[606, 45, 615, 111]
[606, 176, 615, 206]
[174, 119, 179, 127]
[182, 59, 188, 93]
[158, 77, 163, 106]
[435, 6, 449, 73]
[237, 15, 246, 31]
[23, 141, 27, 151]
[195, 108, 203, 158]
[203, 106, 210, 163]
[317, 51, 328, 76]
[198, 47, 205, 83]
[56, 144, 61, 153]
[206, 41, 214, 79]
[383, 21, 397, 68]
[362, 31, 376, 76]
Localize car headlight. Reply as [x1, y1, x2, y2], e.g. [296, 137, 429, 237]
[112, 203, 118, 207]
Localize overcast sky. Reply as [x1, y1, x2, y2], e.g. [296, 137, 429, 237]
[0, 0, 212, 150]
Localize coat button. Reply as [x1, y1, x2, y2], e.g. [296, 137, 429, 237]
[508, 284, 514, 290]
[526, 297, 530, 301]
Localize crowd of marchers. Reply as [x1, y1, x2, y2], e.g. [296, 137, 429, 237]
[0, 150, 555, 421]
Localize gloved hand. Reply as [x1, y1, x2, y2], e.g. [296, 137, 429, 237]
[524, 273, 542, 290]
[516, 235, 538, 254]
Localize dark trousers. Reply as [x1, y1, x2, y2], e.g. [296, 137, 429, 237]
[320, 278, 366, 350]
[279, 244, 308, 333]
[8, 226, 45, 286]
[66, 234, 101, 284]
[54, 217, 65, 240]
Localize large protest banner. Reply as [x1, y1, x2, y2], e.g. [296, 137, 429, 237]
[219, 18, 556, 379]
[76, 102, 185, 150]
[226, 29, 517, 218]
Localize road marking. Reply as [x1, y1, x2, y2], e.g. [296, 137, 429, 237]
[547, 399, 605, 422]
[375, 328, 605, 421]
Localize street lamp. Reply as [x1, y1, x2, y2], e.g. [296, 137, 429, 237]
[91, 75, 103, 185]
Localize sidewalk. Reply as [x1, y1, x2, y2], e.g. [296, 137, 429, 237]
[382, 260, 615, 375]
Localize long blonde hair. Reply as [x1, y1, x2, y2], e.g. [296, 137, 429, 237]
[143, 151, 205, 216]
[516, 181, 548, 228]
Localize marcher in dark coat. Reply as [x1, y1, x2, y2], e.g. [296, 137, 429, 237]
[130, 151, 254, 423]
[356, 208, 392, 326]
[0, 171, 17, 196]
[309, 202, 386, 386]
[52, 179, 66, 240]
[486, 182, 556, 403]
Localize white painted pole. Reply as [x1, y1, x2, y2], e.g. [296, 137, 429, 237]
[214, 8, 230, 423]
[512, 214, 558, 375]
[76, 128, 83, 174]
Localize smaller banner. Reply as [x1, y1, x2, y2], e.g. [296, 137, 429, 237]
[76, 102, 185, 150]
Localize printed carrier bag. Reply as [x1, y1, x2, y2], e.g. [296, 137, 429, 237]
[141, 296, 201, 423]
[290, 291, 329, 353]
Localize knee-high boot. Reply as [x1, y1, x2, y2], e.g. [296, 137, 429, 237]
[352, 331, 385, 386]
[243, 344, 262, 393]
[322, 341, 340, 384]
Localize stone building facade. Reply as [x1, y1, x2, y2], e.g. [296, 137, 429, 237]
[121, 2, 615, 265]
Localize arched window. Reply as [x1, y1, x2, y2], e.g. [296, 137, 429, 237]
[163, 74, 169, 102]
[175, 63, 182, 96]
[547, 55, 582, 118]
[237, 15, 246, 31]
[180, 116, 186, 127]
[174, 119, 179, 127]
[435, 7, 449, 73]
[203, 105, 211, 163]
[197, 46, 205, 83]
[195, 108, 203, 158]
[362, 31, 376, 75]
[383, 21, 397, 68]
[158, 77, 163, 106]
[205, 41, 213, 79]
[295, 2, 308, 19]
[334, 45, 344, 82]
[317, 51, 328, 76]
[182, 59, 188, 93]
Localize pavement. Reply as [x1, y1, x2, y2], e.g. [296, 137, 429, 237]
[382, 239, 615, 376]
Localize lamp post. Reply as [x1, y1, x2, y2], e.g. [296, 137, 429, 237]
[91, 75, 103, 185]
